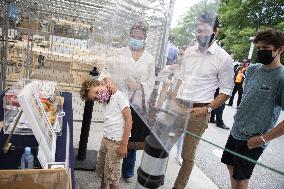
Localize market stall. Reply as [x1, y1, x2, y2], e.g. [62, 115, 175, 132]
[0, 0, 173, 188]
[0, 80, 75, 189]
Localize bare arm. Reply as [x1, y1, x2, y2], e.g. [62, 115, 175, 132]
[121, 107, 133, 145]
[191, 93, 230, 119]
[264, 120, 284, 141]
[247, 120, 284, 149]
[172, 79, 182, 97]
[208, 93, 230, 110]
[118, 107, 133, 158]
[156, 81, 171, 108]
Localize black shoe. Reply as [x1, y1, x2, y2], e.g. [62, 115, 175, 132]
[209, 119, 216, 123]
[216, 124, 230, 130]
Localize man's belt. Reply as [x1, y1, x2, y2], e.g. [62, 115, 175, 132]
[176, 99, 209, 108]
[192, 103, 209, 108]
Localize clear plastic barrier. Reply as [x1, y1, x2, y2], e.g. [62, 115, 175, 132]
[1, 0, 283, 188]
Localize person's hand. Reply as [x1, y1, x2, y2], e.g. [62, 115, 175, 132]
[247, 136, 265, 149]
[103, 78, 117, 94]
[166, 91, 177, 99]
[0, 121, 3, 130]
[118, 144, 128, 159]
[125, 79, 141, 90]
[169, 64, 180, 71]
[191, 107, 208, 119]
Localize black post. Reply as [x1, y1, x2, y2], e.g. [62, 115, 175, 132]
[74, 67, 99, 170]
[76, 100, 94, 160]
[136, 134, 169, 189]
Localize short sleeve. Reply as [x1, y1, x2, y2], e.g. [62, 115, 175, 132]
[218, 57, 234, 96]
[243, 64, 257, 88]
[116, 91, 130, 111]
[277, 77, 284, 111]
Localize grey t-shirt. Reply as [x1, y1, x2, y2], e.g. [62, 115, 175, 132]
[231, 64, 284, 141]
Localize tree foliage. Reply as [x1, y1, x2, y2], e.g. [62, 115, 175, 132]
[171, 0, 218, 47]
[218, 0, 284, 62]
[171, 0, 284, 62]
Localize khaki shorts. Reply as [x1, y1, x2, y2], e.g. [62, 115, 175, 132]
[96, 137, 122, 184]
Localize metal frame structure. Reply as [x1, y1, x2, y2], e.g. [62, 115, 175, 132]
[0, 0, 173, 91]
[1, 0, 9, 91]
[0, 1, 176, 188]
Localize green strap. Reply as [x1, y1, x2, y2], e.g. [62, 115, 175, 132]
[185, 131, 284, 176]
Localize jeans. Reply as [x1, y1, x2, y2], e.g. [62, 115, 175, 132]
[210, 103, 225, 126]
[122, 149, 136, 178]
[210, 88, 225, 126]
[229, 83, 243, 106]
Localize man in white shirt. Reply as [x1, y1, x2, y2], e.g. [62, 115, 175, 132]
[172, 12, 234, 189]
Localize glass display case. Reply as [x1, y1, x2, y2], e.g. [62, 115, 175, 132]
[3, 79, 64, 136]
[4, 79, 30, 135]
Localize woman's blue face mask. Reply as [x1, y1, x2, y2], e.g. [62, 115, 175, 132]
[128, 37, 144, 50]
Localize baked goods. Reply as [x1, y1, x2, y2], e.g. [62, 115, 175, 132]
[40, 98, 56, 126]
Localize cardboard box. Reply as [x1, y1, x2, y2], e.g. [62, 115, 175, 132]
[0, 168, 71, 189]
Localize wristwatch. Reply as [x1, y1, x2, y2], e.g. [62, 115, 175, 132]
[206, 105, 213, 113]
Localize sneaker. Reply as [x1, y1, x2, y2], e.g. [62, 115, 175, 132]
[124, 176, 135, 183]
[175, 155, 183, 166]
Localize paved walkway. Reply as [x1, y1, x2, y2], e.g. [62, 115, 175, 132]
[73, 121, 219, 189]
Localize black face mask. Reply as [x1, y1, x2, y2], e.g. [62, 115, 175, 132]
[256, 50, 277, 65]
[197, 33, 215, 48]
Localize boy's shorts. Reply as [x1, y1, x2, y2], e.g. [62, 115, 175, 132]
[96, 137, 122, 184]
[221, 134, 264, 181]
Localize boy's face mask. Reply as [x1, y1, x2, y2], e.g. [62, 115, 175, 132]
[256, 49, 278, 65]
[97, 89, 110, 103]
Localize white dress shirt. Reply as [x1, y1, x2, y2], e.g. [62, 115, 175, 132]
[99, 46, 155, 110]
[176, 42, 234, 103]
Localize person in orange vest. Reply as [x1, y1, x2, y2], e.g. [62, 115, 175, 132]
[227, 59, 249, 107]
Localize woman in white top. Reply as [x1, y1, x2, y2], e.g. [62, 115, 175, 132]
[99, 22, 155, 182]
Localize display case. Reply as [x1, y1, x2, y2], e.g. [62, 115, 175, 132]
[3, 79, 64, 136]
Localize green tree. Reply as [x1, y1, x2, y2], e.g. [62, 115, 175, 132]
[172, 0, 284, 63]
[171, 0, 219, 47]
[218, 0, 284, 62]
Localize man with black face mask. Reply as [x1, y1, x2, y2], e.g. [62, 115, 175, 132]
[221, 28, 284, 189]
[172, 12, 234, 189]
